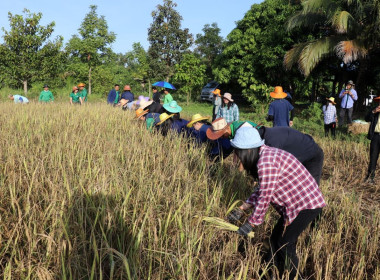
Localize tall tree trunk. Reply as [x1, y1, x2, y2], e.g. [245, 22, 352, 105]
[88, 66, 92, 95]
[23, 80, 28, 96]
[355, 58, 368, 111]
[332, 75, 338, 97]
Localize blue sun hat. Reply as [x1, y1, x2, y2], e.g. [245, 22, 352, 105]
[163, 100, 182, 113]
[230, 126, 265, 149]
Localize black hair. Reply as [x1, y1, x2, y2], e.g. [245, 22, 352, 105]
[222, 99, 234, 110]
[157, 118, 173, 136]
[172, 113, 180, 120]
[115, 84, 120, 87]
[234, 148, 260, 179]
[152, 87, 157, 90]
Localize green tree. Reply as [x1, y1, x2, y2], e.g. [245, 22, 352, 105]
[66, 5, 116, 95]
[173, 53, 207, 105]
[148, 0, 193, 81]
[0, 9, 63, 95]
[195, 23, 224, 78]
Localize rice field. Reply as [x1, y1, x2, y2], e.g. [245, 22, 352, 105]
[0, 103, 379, 279]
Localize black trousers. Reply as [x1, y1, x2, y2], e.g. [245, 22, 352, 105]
[269, 208, 323, 280]
[368, 133, 380, 177]
[324, 122, 336, 138]
[303, 146, 324, 185]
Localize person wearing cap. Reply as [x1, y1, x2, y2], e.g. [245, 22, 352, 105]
[120, 85, 134, 109]
[70, 86, 83, 105]
[323, 97, 337, 137]
[107, 84, 120, 106]
[216, 93, 239, 123]
[163, 100, 189, 134]
[77, 83, 87, 102]
[39, 85, 54, 103]
[152, 87, 161, 103]
[229, 126, 326, 280]
[8, 94, 29, 104]
[339, 80, 357, 126]
[212, 89, 222, 121]
[364, 96, 380, 184]
[163, 89, 173, 104]
[266, 86, 294, 127]
[155, 113, 175, 136]
[207, 118, 324, 185]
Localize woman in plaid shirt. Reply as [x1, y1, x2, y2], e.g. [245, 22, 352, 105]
[216, 93, 239, 123]
[228, 126, 325, 280]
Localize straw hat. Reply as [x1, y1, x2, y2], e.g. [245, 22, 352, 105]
[223, 92, 234, 102]
[230, 126, 265, 149]
[156, 113, 174, 126]
[78, 83, 85, 87]
[270, 86, 287, 99]
[326, 97, 336, 104]
[206, 118, 229, 140]
[135, 108, 149, 119]
[187, 114, 209, 128]
[163, 100, 182, 113]
[212, 89, 221, 96]
[119, 99, 129, 106]
[139, 99, 153, 109]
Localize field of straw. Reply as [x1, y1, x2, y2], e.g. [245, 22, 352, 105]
[0, 103, 379, 279]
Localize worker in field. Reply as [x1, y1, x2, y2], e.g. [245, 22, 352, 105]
[212, 89, 222, 121]
[77, 83, 87, 102]
[39, 84, 54, 103]
[107, 84, 120, 106]
[228, 126, 325, 280]
[69, 86, 83, 105]
[266, 86, 294, 127]
[216, 93, 239, 123]
[8, 94, 29, 104]
[120, 85, 135, 110]
[163, 100, 189, 134]
[207, 118, 324, 185]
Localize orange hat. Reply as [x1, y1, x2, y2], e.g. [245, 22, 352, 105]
[135, 108, 149, 119]
[374, 96, 380, 102]
[72, 86, 78, 91]
[77, 83, 85, 87]
[270, 86, 287, 99]
[212, 89, 221, 96]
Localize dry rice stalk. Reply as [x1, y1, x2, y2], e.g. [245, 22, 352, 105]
[201, 216, 255, 238]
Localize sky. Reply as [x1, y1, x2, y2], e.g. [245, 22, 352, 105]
[0, 0, 262, 54]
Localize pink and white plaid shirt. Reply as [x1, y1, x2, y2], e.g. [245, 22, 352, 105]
[246, 145, 326, 226]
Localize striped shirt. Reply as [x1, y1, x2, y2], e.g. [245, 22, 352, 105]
[322, 104, 337, 124]
[246, 145, 326, 226]
[216, 103, 239, 123]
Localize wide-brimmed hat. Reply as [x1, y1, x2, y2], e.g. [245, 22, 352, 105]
[347, 80, 355, 85]
[77, 83, 85, 87]
[135, 108, 149, 119]
[270, 86, 287, 99]
[139, 99, 153, 109]
[72, 86, 78, 91]
[124, 85, 131, 91]
[223, 92, 234, 102]
[156, 113, 174, 125]
[187, 114, 209, 128]
[119, 99, 129, 106]
[326, 97, 336, 104]
[373, 96, 380, 102]
[212, 89, 221, 96]
[206, 118, 229, 140]
[230, 126, 265, 149]
[163, 100, 182, 113]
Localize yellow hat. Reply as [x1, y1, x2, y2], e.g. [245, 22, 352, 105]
[78, 83, 85, 87]
[326, 97, 336, 105]
[187, 114, 209, 128]
[135, 108, 149, 119]
[156, 113, 174, 126]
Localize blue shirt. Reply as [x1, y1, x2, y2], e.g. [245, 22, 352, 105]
[339, 88, 357, 109]
[121, 91, 134, 103]
[171, 119, 190, 134]
[13, 95, 29, 103]
[107, 89, 119, 104]
[268, 99, 294, 127]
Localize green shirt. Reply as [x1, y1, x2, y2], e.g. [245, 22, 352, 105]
[39, 90, 54, 102]
[114, 91, 119, 104]
[70, 92, 81, 103]
[230, 121, 258, 139]
[78, 88, 88, 102]
[164, 93, 173, 104]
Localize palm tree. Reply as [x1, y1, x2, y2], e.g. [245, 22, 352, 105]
[284, 0, 380, 79]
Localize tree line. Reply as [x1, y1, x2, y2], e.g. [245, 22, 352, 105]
[0, 0, 379, 105]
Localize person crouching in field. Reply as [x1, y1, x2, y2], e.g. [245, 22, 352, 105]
[364, 96, 380, 184]
[9, 94, 29, 104]
[163, 101, 189, 134]
[39, 84, 54, 103]
[155, 113, 174, 136]
[70, 86, 83, 105]
[228, 126, 326, 280]
[135, 108, 160, 131]
[322, 97, 337, 138]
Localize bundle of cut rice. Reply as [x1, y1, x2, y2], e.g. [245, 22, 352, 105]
[348, 122, 369, 135]
[201, 216, 255, 238]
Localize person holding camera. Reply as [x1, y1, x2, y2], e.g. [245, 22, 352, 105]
[339, 80, 357, 126]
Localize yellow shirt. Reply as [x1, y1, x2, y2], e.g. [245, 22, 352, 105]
[375, 116, 380, 133]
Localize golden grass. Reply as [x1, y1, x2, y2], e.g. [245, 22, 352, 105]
[0, 103, 379, 279]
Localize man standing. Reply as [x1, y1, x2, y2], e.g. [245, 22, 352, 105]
[107, 84, 120, 106]
[78, 83, 88, 102]
[39, 84, 54, 103]
[152, 87, 161, 103]
[339, 80, 358, 126]
[364, 97, 380, 184]
[8, 94, 29, 104]
[120, 85, 134, 109]
[266, 86, 294, 127]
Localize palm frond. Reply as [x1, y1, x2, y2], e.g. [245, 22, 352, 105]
[335, 40, 368, 64]
[286, 12, 327, 31]
[331, 10, 358, 34]
[302, 0, 338, 14]
[284, 42, 309, 70]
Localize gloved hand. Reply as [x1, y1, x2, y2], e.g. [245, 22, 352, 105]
[226, 208, 244, 224]
[237, 222, 254, 236]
